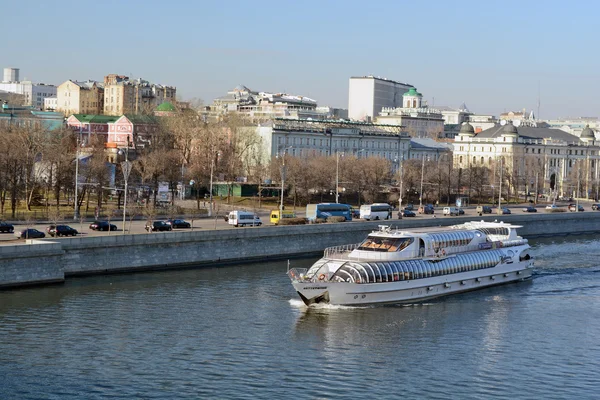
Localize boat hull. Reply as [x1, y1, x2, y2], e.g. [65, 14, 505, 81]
[293, 261, 533, 306]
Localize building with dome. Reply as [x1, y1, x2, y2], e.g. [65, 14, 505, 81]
[453, 121, 600, 199]
[375, 87, 445, 139]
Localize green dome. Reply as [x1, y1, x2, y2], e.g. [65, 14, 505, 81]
[404, 87, 422, 97]
[156, 102, 176, 112]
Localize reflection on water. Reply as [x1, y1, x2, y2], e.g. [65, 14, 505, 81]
[0, 236, 599, 399]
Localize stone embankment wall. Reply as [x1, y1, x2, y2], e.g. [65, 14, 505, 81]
[1, 212, 599, 289]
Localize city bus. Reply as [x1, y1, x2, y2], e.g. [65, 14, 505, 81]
[359, 203, 393, 220]
[306, 203, 352, 222]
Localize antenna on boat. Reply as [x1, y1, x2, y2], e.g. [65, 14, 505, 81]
[287, 260, 290, 272]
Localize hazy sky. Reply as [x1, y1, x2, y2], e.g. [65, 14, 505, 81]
[3, 0, 598, 119]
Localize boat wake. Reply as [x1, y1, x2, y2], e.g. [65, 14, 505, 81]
[288, 299, 369, 310]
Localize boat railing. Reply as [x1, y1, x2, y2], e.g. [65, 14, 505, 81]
[323, 243, 361, 260]
[288, 268, 308, 282]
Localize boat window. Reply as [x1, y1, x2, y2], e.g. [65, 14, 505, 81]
[358, 236, 414, 252]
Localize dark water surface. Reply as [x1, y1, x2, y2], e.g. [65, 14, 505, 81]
[1, 235, 599, 399]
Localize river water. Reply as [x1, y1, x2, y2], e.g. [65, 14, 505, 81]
[1, 235, 599, 399]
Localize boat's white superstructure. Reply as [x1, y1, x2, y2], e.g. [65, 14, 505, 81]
[288, 221, 533, 306]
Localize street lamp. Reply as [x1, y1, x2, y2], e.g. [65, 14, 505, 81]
[118, 137, 132, 235]
[335, 151, 344, 203]
[277, 146, 293, 212]
[394, 155, 404, 211]
[73, 130, 82, 221]
[208, 151, 219, 218]
[497, 157, 503, 214]
[419, 155, 428, 207]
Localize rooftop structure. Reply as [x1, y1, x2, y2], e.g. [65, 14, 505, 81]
[348, 75, 414, 121]
[375, 87, 444, 139]
[209, 85, 319, 121]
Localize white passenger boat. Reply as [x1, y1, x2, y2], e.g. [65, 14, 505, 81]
[288, 221, 533, 306]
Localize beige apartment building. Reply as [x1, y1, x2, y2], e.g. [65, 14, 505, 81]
[103, 74, 176, 116]
[56, 80, 104, 115]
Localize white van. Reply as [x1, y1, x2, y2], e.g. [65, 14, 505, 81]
[443, 207, 459, 216]
[360, 203, 392, 221]
[228, 211, 262, 227]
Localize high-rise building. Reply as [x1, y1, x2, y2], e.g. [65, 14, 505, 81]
[348, 75, 414, 121]
[3, 68, 19, 83]
[103, 74, 176, 116]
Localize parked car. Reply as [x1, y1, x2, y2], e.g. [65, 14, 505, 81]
[404, 204, 414, 211]
[418, 205, 434, 214]
[522, 206, 537, 213]
[592, 203, 600, 211]
[47, 225, 78, 237]
[165, 219, 191, 229]
[443, 207, 460, 216]
[350, 207, 361, 219]
[500, 207, 511, 215]
[457, 207, 465, 215]
[402, 210, 416, 217]
[546, 204, 559, 210]
[15, 228, 45, 239]
[0, 222, 14, 233]
[568, 204, 584, 212]
[476, 206, 492, 215]
[145, 221, 173, 232]
[89, 221, 118, 231]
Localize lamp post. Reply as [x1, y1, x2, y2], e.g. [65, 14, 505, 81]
[119, 137, 132, 235]
[208, 151, 219, 218]
[395, 155, 404, 211]
[278, 146, 292, 212]
[419, 155, 427, 207]
[498, 157, 503, 214]
[335, 152, 344, 203]
[73, 130, 82, 221]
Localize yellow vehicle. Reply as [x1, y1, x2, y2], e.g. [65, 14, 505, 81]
[270, 210, 296, 225]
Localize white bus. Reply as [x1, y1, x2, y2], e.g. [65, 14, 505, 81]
[228, 211, 262, 227]
[359, 203, 392, 221]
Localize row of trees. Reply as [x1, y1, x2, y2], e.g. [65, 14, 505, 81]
[4, 109, 599, 220]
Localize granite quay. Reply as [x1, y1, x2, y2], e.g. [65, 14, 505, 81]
[0, 212, 599, 289]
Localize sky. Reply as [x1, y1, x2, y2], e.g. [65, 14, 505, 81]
[2, 0, 598, 119]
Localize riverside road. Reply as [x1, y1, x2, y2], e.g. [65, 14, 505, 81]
[0, 202, 596, 244]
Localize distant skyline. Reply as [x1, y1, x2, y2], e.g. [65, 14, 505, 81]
[2, 0, 599, 119]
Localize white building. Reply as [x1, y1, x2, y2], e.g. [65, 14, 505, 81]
[0, 67, 57, 109]
[453, 121, 600, 199]
[44, 97, 57, 111]
[375, 88, 445, 139]
[210, 85, 320, 121]
[257, 118, 411, 172]
[348, 75, 414, 121]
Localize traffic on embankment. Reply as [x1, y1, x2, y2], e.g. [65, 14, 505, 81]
[1, 210, 599, 290]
